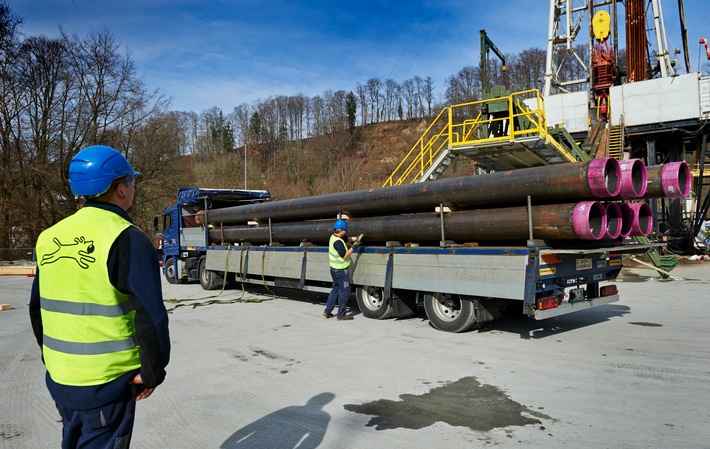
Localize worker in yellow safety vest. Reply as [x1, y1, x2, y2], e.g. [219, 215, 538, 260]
[322, 219, 359, 321]
[29, 145, 170, 449]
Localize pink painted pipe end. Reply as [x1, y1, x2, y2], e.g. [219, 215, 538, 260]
[660, 162, 691, 198]
[572, 201, 607, 240]
[587, 158, 621, 198]
[618, 159, 648, 199]
[618, 203, 635, 238]
[627, 202, 653, 236]
[602, 202, 623, 240]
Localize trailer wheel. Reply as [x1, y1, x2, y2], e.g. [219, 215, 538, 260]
[423, 292, 479, 333]
[199, 258, 224, 290]
[356, 286, 394, 319]
[165, 258, 182, 284]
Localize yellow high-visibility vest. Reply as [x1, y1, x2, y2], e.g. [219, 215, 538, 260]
[328, 234, 350, 269]
[36, 206, 141, 386]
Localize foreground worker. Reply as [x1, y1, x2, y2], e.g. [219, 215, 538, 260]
[29, 145, 171, 449]
[323, 219, 359, 320]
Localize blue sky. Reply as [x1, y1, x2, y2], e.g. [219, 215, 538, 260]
[11, 0, 708, 113]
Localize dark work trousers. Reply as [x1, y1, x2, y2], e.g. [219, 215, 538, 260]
[325, 267, 350, 317]
[56, 386, 136, 449]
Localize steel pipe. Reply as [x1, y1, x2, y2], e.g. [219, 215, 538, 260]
[617, 159, 647, 199]
[207, 159, 621, 225]
[627, 202, 653, 236]
[618, 203, 635, 238]
[210, 202, 607, 244]
[602, 202, 623, 240]
[643, 162, 691, 198]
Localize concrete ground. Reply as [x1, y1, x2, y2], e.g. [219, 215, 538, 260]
[1, 262, 708, 448]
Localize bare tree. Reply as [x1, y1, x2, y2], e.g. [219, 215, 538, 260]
[0, 5, 168, 244]
[413, 75, 424, 117]
[401, 78, 415, 118]
[0, 2, 25, 248]
[174, 110, 199, 155]
[422, 76, 434, 117]
[287, 94, 306, 140]
[329, 90, 347, 131]
[230, 103, 251, 147]
[383, 79, 399, 121]
[129, 112, 191, 229]
[193, 107, 233, 158]
[16, 36, 71, 234]
[366, 77, 382, 123]
[355, 82, 367, 125]
[509, 48, 546, 92]
[444, 65, 479, 105]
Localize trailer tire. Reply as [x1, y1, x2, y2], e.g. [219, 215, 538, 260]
[165, 258, 182, 284]
[356, 286, 394, 320]
[199, 258, 224, 290]
[423, 292, 479, 333]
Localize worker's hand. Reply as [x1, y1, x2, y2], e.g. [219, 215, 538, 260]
[348, 236, 358, 243]
[129, 373, 156, 401]
[351, 242, 359, 250]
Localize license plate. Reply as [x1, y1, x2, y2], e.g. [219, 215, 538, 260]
[576, 258, 593, 270]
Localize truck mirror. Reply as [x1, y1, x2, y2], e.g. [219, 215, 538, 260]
[152, 216, 159, 233]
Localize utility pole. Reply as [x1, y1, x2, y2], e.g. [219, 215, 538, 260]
[244, 143, 247, 190]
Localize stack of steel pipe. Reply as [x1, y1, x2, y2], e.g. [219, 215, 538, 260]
[206, 158, 691, 245]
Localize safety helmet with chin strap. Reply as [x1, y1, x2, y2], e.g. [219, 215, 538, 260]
[68, 145, 140, 197]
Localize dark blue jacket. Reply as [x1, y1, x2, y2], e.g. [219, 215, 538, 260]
[29, 200, 170, 410]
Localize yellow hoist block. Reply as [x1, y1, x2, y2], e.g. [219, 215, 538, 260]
[593, 10, 611, 41]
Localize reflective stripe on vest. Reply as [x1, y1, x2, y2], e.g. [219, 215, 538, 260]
[36, 206, 141, 386]
[329, 234, 350, 269]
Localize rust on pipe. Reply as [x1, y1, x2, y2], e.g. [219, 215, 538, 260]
[627, 202, 653, 236]
[208, 159, 621, 225]
[209, 202, 607, 244]
[643, 162, 691, 198]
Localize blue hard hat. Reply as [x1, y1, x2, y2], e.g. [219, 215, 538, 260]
[334, 219, 348, 231]
[68, 145, 140, 196]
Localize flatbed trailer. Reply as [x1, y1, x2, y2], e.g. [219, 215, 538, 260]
[202, 242, 649, 332]
[157, 189, 652, 332]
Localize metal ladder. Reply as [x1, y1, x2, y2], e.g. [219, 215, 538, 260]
[608, 119, 624, 160]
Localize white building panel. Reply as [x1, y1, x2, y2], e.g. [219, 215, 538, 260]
[538, 91, 589, 133]
[700, 76, 710, 118]
[610, 73, 701, 127]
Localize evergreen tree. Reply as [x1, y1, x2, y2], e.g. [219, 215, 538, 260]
[345, 91, 357, 133]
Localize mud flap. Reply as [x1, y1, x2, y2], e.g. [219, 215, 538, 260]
[391, 295, 417, 318]
[473, 297, 502, 324]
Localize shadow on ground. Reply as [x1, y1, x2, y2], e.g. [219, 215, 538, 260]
[220, 393, 334, 449]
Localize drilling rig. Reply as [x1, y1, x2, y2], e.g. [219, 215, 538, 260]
[543, 0, 710, 254]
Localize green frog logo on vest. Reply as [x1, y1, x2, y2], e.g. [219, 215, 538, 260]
[40, 237, 96, 269]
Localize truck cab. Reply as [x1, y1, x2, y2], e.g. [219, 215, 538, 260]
[156, 188, 270, 284]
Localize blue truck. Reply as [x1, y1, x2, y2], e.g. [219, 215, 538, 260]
[156, 187, 651, 333]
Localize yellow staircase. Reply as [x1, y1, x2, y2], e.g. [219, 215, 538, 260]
[608, 123, 624, 160]
[383, 89, 583, 186]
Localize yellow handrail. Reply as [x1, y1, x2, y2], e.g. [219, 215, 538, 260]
[383, 89, 574, 187]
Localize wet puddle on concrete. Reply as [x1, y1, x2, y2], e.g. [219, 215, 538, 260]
[344, 376, 548, 431]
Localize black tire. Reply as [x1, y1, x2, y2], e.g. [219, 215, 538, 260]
[165, 257, 182, 284]
[356, 286, 394, 319]
[423, 292, 479, 333]
[199, 258, 224, 290]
